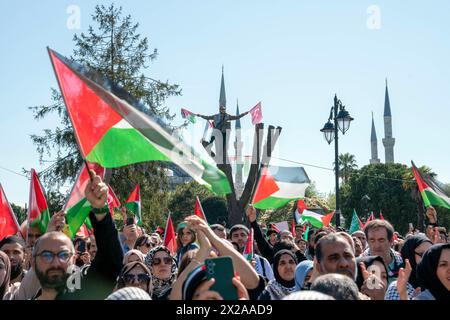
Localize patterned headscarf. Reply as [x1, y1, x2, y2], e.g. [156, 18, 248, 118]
[145, 246, 177, 299]
[264, 250, 297, 300]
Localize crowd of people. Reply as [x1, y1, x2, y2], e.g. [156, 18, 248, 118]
[0, 172, 449, 300]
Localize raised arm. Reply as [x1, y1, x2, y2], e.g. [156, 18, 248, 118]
[247, 206, 274, 264]
[228, 111, 249, 121]
[196, 113, 215, 120]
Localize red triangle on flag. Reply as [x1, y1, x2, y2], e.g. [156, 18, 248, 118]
[0, 184, 20, 240]
[379, 211, 385, 220]
[297, 199, 307, 213]
[75, 223, 90, 238]
[107, 184, 121, 218]
[126, 184, 140, 203]
[194, 196, 207, 222]
[253, 167, 279, 204]
[163, 212, 177, 255]
[321, 211, 335, 227]
[243, 228, 254, 261]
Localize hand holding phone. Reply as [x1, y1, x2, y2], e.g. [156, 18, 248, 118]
[205, 257, 238, 300]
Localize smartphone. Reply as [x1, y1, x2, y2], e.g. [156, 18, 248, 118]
[408, 223, 414, 231]
[205, 257, 238, 300]
[77, 240, 86, 253]
[126, 217, 135, 226]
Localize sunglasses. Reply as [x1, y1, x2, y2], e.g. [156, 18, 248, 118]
[152, 256, 172, 266]
[123, 273, 151, 284]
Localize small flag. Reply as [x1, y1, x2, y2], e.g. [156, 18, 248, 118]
[194, 196, 207, 222]
[364, 212, 375, 228]
[27, 169, 50, 233]
[125, 184, 142, 226]
[0, 184, 20, 240]
[243, 228, 254, 262]
[181, 108, 196, 124]
[349, 209, 362, 234]
[379, 211, 385, 221]
[249, 102, 263, 125]
[303, 225, 310, 241]
[269, 223, 280, 233]
[412, 161, 450, 210]
[107, 184, 121, 217]
[300, 209, 335, 228]
[163, 212, 177, 255]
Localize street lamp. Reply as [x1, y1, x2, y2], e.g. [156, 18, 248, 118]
[320, 94, 354, 227]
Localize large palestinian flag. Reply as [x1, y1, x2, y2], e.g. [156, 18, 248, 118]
[28, 169, 51, 233]
[125, 184, 142, 226]
[412, 161, 450, 210]
[253, 165, 310, 209]
[48, 48, 231, 196]
[0, 184, 20, 240]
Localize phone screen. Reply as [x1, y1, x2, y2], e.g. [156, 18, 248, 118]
[126, 217, 135, 226]
[205, 257, 238, 300]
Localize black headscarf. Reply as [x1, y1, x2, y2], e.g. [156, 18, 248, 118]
[355, 255, 388, 290]
[400, 234, 432, 288]
[416, 243, 450, 300]
[273, 249, 297, 287]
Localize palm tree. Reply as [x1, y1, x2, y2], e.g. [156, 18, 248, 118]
[334, 153, 358, 184]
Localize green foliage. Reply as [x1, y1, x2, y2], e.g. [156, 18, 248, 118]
[334, 153, 358, 184]
[10, 203, 27, 225]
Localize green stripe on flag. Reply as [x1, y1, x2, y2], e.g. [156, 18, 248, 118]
[30, 209, 51, 233]
[64, 198, 92, 239]
[423, 189, 450, 209]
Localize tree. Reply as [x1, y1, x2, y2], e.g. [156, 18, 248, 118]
[29, 4, 181, 226]
[334, 153, 358, 184]
[10, 203, 27, 225]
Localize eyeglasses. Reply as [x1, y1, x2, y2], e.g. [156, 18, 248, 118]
[152, 256, 172, 266]
[123, 273, 151, 284]
[34, 250, 73, 264]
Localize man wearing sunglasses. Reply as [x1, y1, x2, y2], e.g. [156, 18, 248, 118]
[30, 172, 123, 300]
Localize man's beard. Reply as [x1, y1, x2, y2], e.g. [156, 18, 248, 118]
[35, 266, 69, 290]
[10, 262, 24, 280]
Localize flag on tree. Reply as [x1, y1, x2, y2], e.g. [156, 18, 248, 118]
[253, 166, 310, 209]
[63, 162, 104, 239]
[412, 161, 450, 210]
[27, 169, 50, 233]
[163, 212, 177, 255]
[181, 108, 196, 124]
[349, 209, 363, 234]
[48, 48, 231, 196]
[125, 184, 142, 226]
[249, 102, 263, 125]
[0, 184, 20, 240]
[243, 228, 254, 263]
[194, 196, 207, 222]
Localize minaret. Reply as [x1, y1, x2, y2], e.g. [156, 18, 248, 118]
[382, 79, 395, 163]
[219, 65, 226, 108]
[234, 100, 244, 198]
[370, 112, 380, 164]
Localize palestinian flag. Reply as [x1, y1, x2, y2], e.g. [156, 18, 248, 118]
[126, 184, 142, 226]
[243, 228, 254, 262]
[300, 210, 335, 229]
[302, 225, 310, 241]
[364, 212, 375, 227]
[107, 184, 121, 217]
[163, 212, 177, 255]
[0, 184, 20, 240]
[48, 48, 231, 196]
[379, 211, 385, 221]
[253, 165, 310, 209]
[268, 223, 280, 233]
[194, 196, 207, 222]
[181, 108, 196, 124]
[62, 162, 104, 238]
[412, 161, 450, 210]
[349, 209, 364, 234]
[294, 199, 311, 224]
[27, 169, 50, 233]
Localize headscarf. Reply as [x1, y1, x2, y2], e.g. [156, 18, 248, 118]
[0, 251, 11, 299]
[123, 249, 145, 265]
[355, 255, 388, 290]
[145, 246, 177, 299]
[400, 234, 432, 288]
[416, 243, 450, 300]
[264, 250, 297, 300]
[182, 264, 207, 300]
[295, 260, 314, 291]
[106, 287, 152, 300]
[115, 261, 153, 295]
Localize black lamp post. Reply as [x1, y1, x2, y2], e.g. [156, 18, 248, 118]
[320, 94, 354, 227]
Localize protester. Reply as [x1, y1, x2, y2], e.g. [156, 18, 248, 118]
[87, 235, 97, 260]
[363, 220, 403, 283]
[294, 260, 314, 291]
[106, 286, 151, 300]
[385, 234, 432, 300]
[133, 234, 154, 255]
[311, 274, 360, 300]
[355, 256, 388, 300]
[121, 222, 138, 254]
[414, 243, 450, 300]
[267, 229, 278, 246]
[0, 236, 27, 284]
[294, 225, 304, 242]
[295, 238, 307, 254]
[258, 250, 297, 300]
[145, 246, 177, 300]
[210, 224, 227, 239]
[175, 223, 199, 265]
[352, 236, 363, 257]
[115, 261, 152, 295]
[282, 290, 335, 300]
[123, 249, 145, 264]
[0, 251, 11, 300]
[352, 230, 367, 250]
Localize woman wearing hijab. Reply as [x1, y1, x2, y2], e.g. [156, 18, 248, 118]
[115, 261, 153, 296]
[123, 249, 145, 265]
[145, 246, 178, 300]
[295, 260, 314, 291]
[258, 250, 297, 300]
[385, 234, 432, 300]
[356, 255, 388, 300]
[175, 223, 199, 266]
[414, 243, 450, 300]
[0, 251, 11, 300]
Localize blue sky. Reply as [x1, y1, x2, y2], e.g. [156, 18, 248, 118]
[1, 1, 450, 207]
